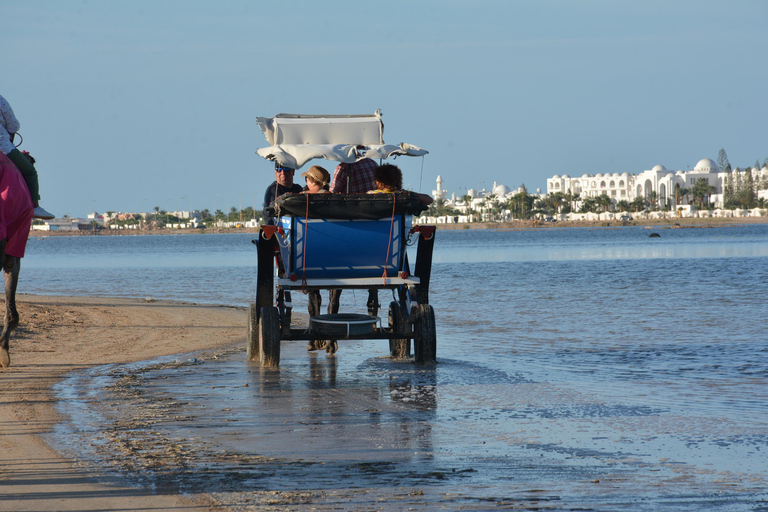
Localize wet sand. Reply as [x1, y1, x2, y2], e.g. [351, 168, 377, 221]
[0, 295, 242, 512]
[2, 295, 767, 511]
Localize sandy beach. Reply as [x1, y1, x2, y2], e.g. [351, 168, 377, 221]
[2, 269, 767, 510]
[0, 295, 243, 512]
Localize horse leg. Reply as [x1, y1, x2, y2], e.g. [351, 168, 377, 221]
[1, 254, 20, 368]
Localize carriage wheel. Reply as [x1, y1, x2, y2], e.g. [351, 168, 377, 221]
[259, 306, 281, 367]
[246, 302, 260, 360]
[388, 301, 409, 359]
[413, 304, 436, 365]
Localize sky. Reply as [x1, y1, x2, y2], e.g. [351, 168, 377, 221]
[3, 0, 767, 218]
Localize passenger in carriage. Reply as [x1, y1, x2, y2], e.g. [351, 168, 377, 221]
[301, 165, 330, 194]
[368, 163, 434, 206]
[309, 158, 380, 354]
[301, 165, 332, 340]
[262, 162, 303, 225]
[329, 156, 377, 194]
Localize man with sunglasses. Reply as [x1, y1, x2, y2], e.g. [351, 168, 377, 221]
[262, 163, 303, 225]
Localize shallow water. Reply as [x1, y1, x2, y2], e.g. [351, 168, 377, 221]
[29, 225, 768, 509]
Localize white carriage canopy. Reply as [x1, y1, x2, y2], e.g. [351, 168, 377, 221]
[255, 110, 428, 170]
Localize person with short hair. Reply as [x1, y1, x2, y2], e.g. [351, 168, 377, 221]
[369, 163, 434, 205]
[262, 163, 303, 225]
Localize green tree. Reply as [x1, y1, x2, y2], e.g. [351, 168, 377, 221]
[461, 194, 474, 218]
[596, 194, 612, 212]
[724, 171, 736, 206]
[739, 168, 756, 208]
[482, 193, 498, 221]
[579, 196, 598, 213]
[675, 185, 691, 206]
[630, 196, 646, 212]
[717, 148, 731, 172]
[647, 191, 658, 211]
[692, 178, 717, 209]
[507, 187, 535, 219]
[427, 198, 460, 218]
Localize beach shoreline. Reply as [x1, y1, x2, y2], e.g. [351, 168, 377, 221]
[31, 214, 768, 237]
[3, 288, 766, 511]
[0, 295, 244, 512]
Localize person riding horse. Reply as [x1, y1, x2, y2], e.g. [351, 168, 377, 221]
[0, 151, 34, 368]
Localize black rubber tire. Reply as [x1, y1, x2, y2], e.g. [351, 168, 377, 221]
[388, 301, 409, 358]
[246, 302, 259, 360]
[413, 304, 436, 365]
[259, 306, 281, 367]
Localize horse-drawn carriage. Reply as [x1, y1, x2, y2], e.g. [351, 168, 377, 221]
[247, 111, 437, 367]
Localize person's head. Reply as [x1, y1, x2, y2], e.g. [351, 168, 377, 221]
[373, 163, 403, 192]
[275, 163, 296, 187]
[301, 165, 330, 193]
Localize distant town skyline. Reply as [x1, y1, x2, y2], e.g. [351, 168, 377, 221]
[5, 2, 766, 218]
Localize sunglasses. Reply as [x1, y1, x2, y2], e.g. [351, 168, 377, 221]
[275, 167, 294, 173]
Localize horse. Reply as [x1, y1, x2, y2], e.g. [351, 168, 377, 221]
[0, 152, 34, 368]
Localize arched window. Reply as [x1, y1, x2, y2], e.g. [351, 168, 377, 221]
[600, 181, 606, 188]
[610, 180, 615, 188]
[619, 180, 625, 187]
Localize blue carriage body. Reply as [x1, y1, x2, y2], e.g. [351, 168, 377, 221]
[282, 216, 409, 280]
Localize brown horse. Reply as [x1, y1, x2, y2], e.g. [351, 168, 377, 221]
[0, 152, 34, 368]
[0, 247, 20, 367]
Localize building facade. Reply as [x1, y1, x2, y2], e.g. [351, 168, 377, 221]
[547, 158, 768, 210]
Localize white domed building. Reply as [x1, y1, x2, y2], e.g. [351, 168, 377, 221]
[546, 158, 732, 211]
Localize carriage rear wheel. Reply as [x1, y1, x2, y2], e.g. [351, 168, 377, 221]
[388, 301, 409, 359]
[246, 302, 259, 360]
[413, 304, 436, 365]
[259, 306, 281, 367]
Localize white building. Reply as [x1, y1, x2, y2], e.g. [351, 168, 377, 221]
[547, 159, 768, 210]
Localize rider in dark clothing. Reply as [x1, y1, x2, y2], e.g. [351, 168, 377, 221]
[262, 163, 303, 224]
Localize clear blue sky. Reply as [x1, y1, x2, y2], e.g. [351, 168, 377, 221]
[4, 0, 767, 217]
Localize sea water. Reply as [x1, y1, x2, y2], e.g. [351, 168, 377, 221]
[26, 225, 768, 510]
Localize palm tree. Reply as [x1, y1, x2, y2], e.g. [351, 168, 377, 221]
[692, 178, 717, 209]
[507, 189, 534, 219]
[630, 196, 646, 213]
[550, 191, 566, 214]
[675, 185, 691, 206]
[647, 191, 659, 211]
[483, 194, 497, 221]
[596, 194, 612, 213]
[462, 194, 474, 218]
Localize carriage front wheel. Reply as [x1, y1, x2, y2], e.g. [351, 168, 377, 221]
[413, 304, 436, 365]
[259, 306, 281, 367]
